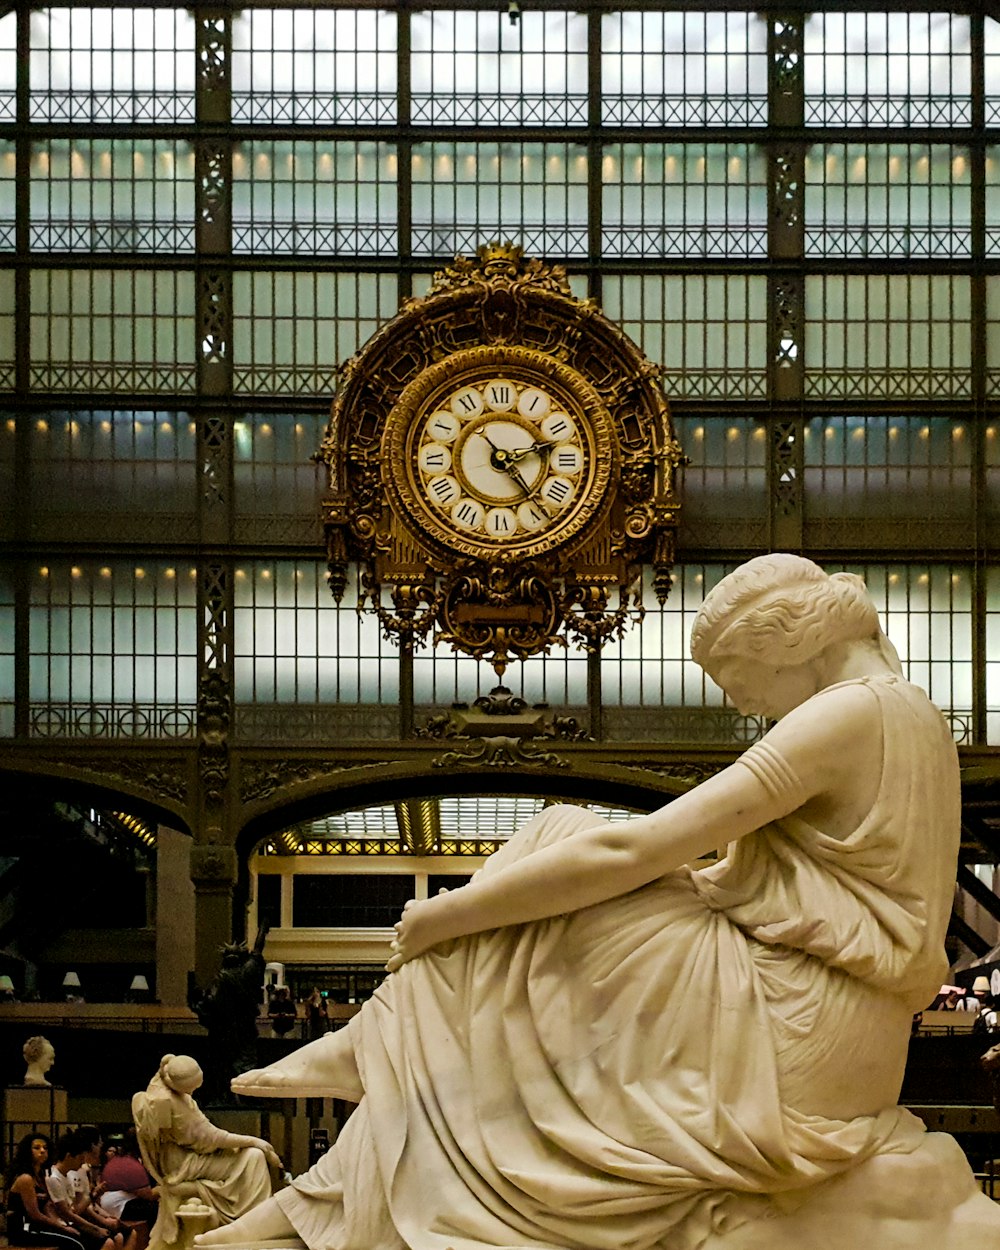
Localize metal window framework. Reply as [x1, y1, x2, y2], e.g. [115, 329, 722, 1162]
[0, 1, 997, 750]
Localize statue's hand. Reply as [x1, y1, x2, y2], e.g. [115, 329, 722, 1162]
[385, 893, 453, 972]
[252, 1138, 282, 1170]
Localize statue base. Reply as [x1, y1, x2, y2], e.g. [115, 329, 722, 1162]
[704, 1133, 1000, 1249]
[3, 1083, 68, 1134]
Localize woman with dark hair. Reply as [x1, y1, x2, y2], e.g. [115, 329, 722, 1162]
[5, 1133, 90, 1250]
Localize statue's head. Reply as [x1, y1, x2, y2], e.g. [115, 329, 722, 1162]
[689, 555, 896, 719]
[691, 554, 882, 674]
[23, 1035, 54, 1070]
[220, 941, 249, 969]
[158, 1053, 203, 1095]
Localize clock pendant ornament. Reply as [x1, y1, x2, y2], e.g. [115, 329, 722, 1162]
[319, 243, 683, 680]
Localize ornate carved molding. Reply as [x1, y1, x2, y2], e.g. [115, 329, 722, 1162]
[432, 736, 569, 770]
[620, 762, 727, 788]
[17, 755, 189, 805]
[190, 841, 237, 887]
[240, 759, 400, 804]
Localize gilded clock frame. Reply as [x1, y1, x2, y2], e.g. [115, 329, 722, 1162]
[319, 243, 683, 675]
[382, 345, 617, 564]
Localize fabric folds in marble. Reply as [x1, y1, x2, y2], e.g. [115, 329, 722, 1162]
[133, 1081, 271, 1250]
[278, 675, 959, 1250]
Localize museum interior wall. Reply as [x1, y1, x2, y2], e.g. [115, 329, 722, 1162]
[1, 1, 1000, 1024]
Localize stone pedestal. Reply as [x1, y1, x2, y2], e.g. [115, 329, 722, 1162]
[175, 1199, 216, 1250]
[3, 1084, 68, 1138]
[702, 1134, 1000, 1250]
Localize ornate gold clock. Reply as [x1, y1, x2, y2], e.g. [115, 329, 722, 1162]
[384, 347, 615, 564]
[319, 244, 682, 680]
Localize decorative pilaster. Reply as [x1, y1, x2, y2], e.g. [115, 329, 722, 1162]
[194, 560, 235, 980]
[190, 841, 238, 989]
[768, 281, 804, 550]
[194, 8, 233, 546]
[766, 16, 806, 552]
[768, 14, 804, 128]
[769, 147, 804, 259]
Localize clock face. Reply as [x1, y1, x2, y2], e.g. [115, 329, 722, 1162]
[381, 347, 616, 562]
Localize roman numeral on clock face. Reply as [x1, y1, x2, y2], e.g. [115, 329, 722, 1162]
[450, 387, 484, 418]
[427, 475, 460, 504]
[452, 498, 486, 530]
[541, 413, 575, 443]
[553, 447, 582, 473]
[484, 380, 515, 410]
[540, 475, 575, 508]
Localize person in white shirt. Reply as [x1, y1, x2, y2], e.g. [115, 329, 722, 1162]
[45, 1134, 132, 1250]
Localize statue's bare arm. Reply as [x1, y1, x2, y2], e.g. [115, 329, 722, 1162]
[388, 682, 883, 970]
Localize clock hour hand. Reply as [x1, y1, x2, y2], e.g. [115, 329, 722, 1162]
[505, 439, 555, 464]
[478, 432, 552, 516]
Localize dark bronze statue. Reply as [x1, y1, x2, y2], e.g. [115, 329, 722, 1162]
[193, 925, 269, 1104]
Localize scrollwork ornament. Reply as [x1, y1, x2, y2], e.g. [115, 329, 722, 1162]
[26, 756, 189, 804]
[432, 735, 569, 770]
[190, 841, 237, 887]
[240, 759, 398, 804]
[621, 762, 726, 787]
[440, 565, 564, 677]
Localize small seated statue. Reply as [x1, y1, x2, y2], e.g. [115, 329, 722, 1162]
[132, 1055, 280, 1250]
[195, 556, 1000, 1250]
[22, 1035, 55, 1085]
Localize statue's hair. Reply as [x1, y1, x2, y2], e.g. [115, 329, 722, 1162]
[158, 1053, 202, 1094]
[690, 554, 880, 670]
[22, 1035, 52, 1064]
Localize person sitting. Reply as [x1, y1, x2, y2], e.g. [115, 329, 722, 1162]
[99, 1129, 159, 1250]
[267, 985, 298, 1037]
[45, 1132, 130, 1250]
[132, 1053, 280, 1250]
[195, 555, 1000, 1250]
[5, 1132, 91, 1250]
[70, 1126, 125, 1241]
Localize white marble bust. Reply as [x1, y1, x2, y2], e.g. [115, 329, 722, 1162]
[22, 1035, 55, 1085]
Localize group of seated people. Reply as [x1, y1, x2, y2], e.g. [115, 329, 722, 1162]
[4, 1126, 158, 1250]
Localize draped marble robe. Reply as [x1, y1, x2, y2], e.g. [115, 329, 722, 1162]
[276, 674, 960, 1250]
[133, 1076, 272, 1250]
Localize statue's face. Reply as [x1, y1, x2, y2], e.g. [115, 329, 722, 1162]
[710, 655, 818, 721]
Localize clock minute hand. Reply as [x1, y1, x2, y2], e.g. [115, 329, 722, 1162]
[478, 432, 553, 516]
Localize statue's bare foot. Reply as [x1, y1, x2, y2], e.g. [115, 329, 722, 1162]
[231, 1068, 349, 1099]
[194, 1197, 297, 1247]
[231, 1028, 363, 1102]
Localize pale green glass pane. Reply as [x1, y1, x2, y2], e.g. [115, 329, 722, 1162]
[601, 12, 767, 125]
[804, 13, 970, 125]
[603, 274, 766, 399]
[27, 561, 197, 725]
[30, 8, 196, 123]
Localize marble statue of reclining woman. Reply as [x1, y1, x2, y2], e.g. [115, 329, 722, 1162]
[197, 554, 1000, 1250]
